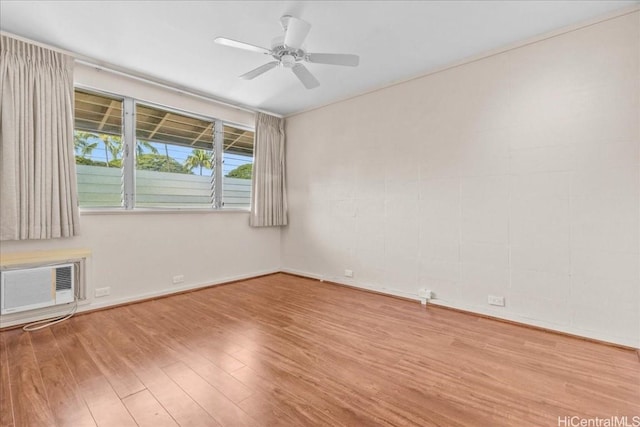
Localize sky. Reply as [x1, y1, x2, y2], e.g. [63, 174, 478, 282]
[78, 136, 252, 177]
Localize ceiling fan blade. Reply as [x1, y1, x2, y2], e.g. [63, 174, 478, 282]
[306, 53, 359, 67]
[240, 61, 279, 80]
[214, 37, 271, 55]
[283, 17, 311, 49]
[291, 64, 319, 89]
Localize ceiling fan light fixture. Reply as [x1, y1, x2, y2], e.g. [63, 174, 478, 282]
[281, 54, 296, 68]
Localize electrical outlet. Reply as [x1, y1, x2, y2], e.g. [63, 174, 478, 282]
[172, 275, 184, 284]
[418, 288, 433, 299]
[344, 269, 353, 278]
[488, 295, 505, 306]
[95, 287, 111, 298]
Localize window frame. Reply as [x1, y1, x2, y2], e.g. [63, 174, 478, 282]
[74, 85, 254, 212]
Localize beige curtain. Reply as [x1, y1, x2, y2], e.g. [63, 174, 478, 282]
[249, 112, 288, 227]
[0, 35, 80, 240]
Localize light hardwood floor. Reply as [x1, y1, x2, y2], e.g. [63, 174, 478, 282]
[1, 273, 638, 426]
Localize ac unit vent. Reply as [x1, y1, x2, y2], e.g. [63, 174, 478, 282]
[1, 263, 75, 314]
[56, 266, 73, 291]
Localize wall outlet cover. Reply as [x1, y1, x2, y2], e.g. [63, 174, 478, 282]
[488, 295, 505, 306]
[418, 289, 432, 299]
[95, 287, 111, 297]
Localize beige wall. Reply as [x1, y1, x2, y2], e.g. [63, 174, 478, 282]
[1, 213, 280, 322]
[0, 65, 281, 327]
[283, 11, 640, 347]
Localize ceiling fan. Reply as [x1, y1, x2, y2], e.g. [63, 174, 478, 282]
[214, 15, 359, 89]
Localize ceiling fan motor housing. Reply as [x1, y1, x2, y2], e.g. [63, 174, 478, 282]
[271, 36, 305, 65]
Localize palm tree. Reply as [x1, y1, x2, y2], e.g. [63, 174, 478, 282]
[100, 135, 123, 167]
[74, 131, 99, 158]
[185, 149, 213, 176]
[136, 140, 158, 156]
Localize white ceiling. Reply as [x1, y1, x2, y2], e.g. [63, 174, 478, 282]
[1, 1, 637, 116]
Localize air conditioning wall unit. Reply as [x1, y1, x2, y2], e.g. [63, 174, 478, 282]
[1, 263, 75, 315]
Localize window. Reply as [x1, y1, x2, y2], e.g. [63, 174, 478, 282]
[223, 125, 254, 208]
[73, 90, 124, 207]
[73, 88, 254, 210]
[135, 104, 215, 208]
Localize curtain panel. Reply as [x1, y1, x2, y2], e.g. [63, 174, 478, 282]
[249, 113, 288, 227]
[0, 35, 80, 240]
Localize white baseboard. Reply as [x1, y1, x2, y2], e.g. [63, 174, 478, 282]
[280, 268, 422, 301]
[428, 299, 639, 349]
[3, 266, 637, 349]
[0, 268, 279, 329]
[281, 268, 640, 349]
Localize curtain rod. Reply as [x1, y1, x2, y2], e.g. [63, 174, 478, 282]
[0, 30, 283, 119]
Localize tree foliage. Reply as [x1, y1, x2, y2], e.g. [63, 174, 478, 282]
[74, 130, 122, 167]
[75, 157, 121, 167]
[106, 137, 122, 159]
[74, 131, 99, 157]
[136, 140, 159, 155]
[136, 154, 192, 174]
[226, 163, 252, 179]
[184, 149, 213, 176]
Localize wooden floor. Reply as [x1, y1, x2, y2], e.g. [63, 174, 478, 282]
[0, 273, 638, 427]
